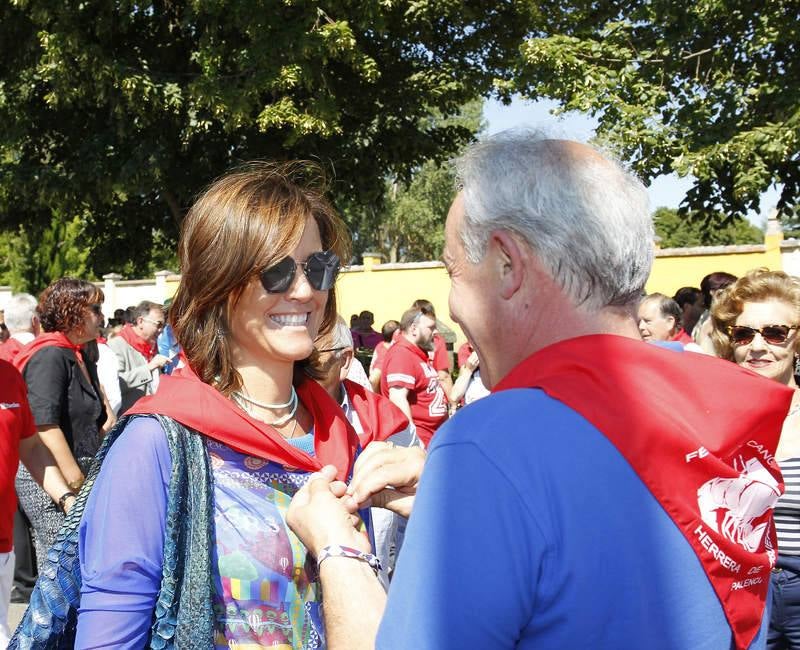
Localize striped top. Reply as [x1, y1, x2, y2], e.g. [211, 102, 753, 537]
[776, 456, 800, 556]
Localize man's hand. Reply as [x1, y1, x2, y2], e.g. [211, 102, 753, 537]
[148, 354, 170, 371]
[287, 465, 371, 558]
[347, 442, 426, 518]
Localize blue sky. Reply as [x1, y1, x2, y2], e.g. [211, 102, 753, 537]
[483, 97, 779, 226]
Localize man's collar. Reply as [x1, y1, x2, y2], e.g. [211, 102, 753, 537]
[11, 331, 35, 345]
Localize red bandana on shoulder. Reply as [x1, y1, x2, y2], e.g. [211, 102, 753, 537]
[14, 332, 84, 371]
[126, 366, 360, 481]
[493, 335, 792, 650]
[119, 324, 156, 362]
[343, 378, 409, 447]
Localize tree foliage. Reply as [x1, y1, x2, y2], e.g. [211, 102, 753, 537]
[653, 207, 763, 248]
[0, 213, 90, 292]
[0, 0, 534, 279]
[347, 99, 484, 262]
[502, 0, 799, 223]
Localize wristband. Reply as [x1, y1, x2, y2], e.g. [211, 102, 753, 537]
[317, 544, 382, 576]
[58, 491, 76, 513]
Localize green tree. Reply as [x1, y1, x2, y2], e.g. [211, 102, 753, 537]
[501, 0, 799, 223]
[0, 213, 90, 292]
[653, 207, 763, 248]
[347, 98, 485, 262]
[0, 1, 533, 277]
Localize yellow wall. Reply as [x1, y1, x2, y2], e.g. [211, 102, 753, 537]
[158, 231, 786, 353]
[337, 263, 457, 342]
[645, 230, 784, 296]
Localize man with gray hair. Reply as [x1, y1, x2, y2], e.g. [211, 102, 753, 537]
[108, 300, 170, 412]
[0, 294, 39, 363]
[286, 131, 788, 649]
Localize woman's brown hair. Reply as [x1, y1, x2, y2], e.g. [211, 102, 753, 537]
[38, 277, 104, 334]
[710, 268, 800, 360]
[170, 161, 351, 395]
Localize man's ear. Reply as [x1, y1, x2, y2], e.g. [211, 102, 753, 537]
[489, 230, 525, 300]
[339, 348, 354, 381]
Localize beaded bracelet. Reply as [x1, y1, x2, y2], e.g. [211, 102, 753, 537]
[317, 544, 383, 576]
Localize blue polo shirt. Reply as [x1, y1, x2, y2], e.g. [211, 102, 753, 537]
[377, 388, 768, 649]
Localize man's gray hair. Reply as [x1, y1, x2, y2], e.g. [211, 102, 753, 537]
[454, 129, 654, 309]
[331, 317, 354, 357]
[4, 293, 38, 332]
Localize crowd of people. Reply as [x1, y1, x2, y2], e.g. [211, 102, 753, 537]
[0, 132, 797, 649]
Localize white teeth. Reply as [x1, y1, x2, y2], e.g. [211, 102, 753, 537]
[270, 313, 308, 327]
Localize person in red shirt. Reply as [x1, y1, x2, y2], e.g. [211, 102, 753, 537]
[368, 320, 399, 392]
[0, 360, 75, 645]
[381, 308, 448, 446]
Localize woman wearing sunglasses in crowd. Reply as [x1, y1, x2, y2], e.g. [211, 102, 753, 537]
[13, 278, 113, 572]
[11, 162, 388, 649]
[711, 268, 800, 649]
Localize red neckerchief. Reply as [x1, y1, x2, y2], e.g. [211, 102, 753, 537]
[670, 328, 693, 345]
[14, 332, 84, 371]
[493, 334, 792, 650]
[343, 378, 409, 446]
[0, 338, 23, 364]
[126, 366, 360, 481]
[119, 324, 156, 361]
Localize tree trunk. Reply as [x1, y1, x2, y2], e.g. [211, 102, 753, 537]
[162, 189, 183, 226]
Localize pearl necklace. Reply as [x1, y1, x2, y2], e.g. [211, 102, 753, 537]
[232, 386, 298, 427]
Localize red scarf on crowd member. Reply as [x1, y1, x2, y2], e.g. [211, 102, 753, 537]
[14, 332, 84, 371]
[493, 334, 792, 650]
[0, 338, 23, 364]
[119, 324, 156, 361]
[343, 378, 409, 447]
[126, 366, 360, 481]
[670, 328, 693, 345]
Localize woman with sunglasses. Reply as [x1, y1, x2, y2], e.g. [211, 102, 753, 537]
[11, 162, 384, 649]
[711, 268, 800, 649]
[13, 278, 111, 572]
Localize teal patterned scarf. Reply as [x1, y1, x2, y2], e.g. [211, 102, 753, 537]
[10, 414, 216, 649]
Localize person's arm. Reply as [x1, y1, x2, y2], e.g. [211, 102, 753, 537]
[388, 386, 412, 421]
[437, 370, 453, 402]
[108, 338, 163, 388]
[18, 434, 76, 512]
[449, 351, 480, 409]
[24, 349, 86, 487]
[96, 344, 122, 415]
[76, 416, 172, 648]
[368, 368, 382, 393]
[36, 424, 84, 488]
[287, 466, 386, 650]
[96, 384, 117, 434]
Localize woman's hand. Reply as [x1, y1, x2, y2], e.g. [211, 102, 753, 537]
[287, 465, 371, 558]
[347, 442, 426, 518]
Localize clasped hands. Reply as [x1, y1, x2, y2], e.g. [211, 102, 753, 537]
[287, 442, 426, 558]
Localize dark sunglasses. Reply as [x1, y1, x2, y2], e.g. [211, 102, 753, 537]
[728, 324, 799, 346]
[259, 250, 340, 294]
[89, 303, 103, 315]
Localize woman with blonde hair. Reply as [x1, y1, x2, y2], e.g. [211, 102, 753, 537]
[12, 163, 384, 649]
[712, 268, 800, 648]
